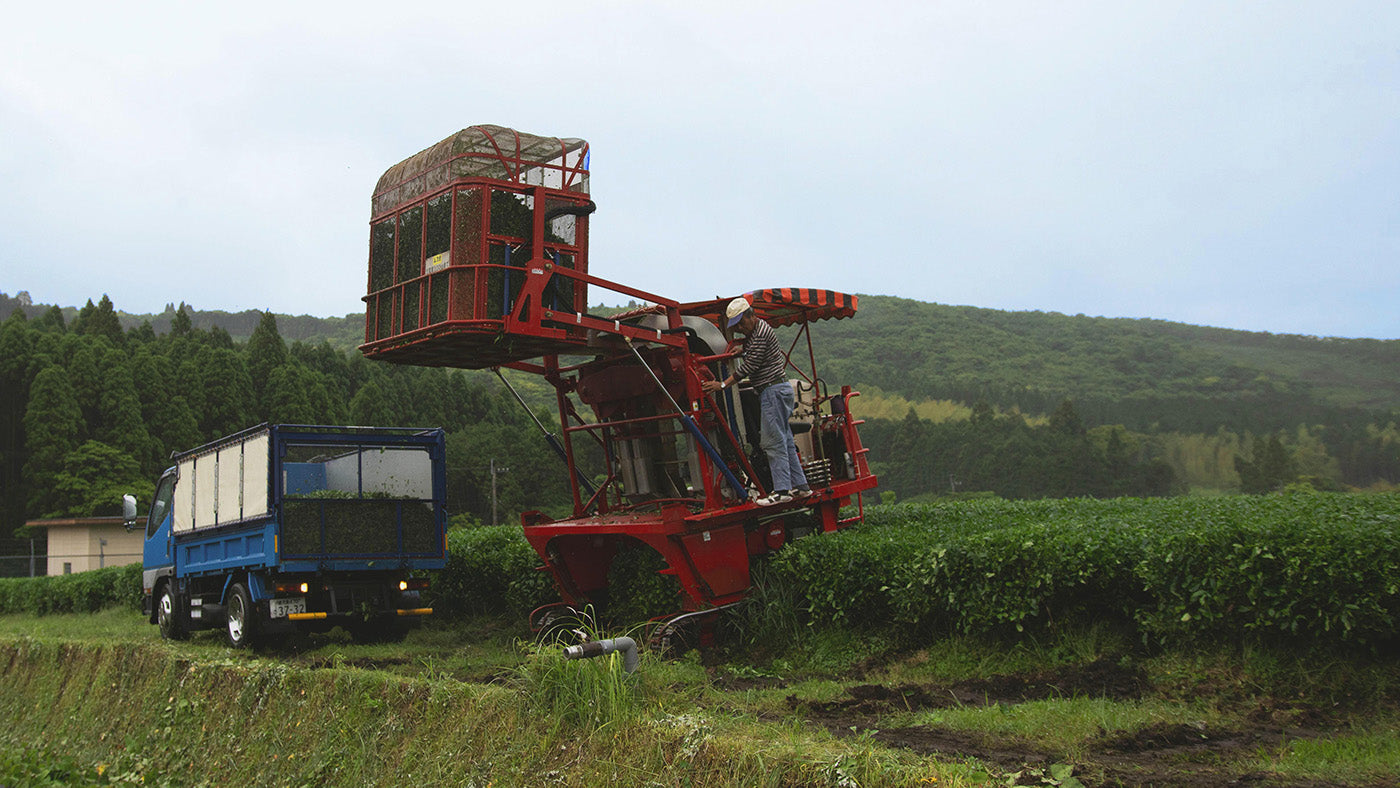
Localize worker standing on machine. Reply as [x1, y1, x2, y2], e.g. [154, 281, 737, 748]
[702, 298, 813, 506]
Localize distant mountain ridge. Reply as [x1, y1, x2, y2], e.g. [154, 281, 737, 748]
[0, 293, 364, 349]
[4, 291, 1397, 433]
[813, 296, 1400, 432]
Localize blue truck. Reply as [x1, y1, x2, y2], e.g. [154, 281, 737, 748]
[126, 424, 448, 647]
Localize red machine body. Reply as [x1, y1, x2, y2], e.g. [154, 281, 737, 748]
[361, 126, 878, 619]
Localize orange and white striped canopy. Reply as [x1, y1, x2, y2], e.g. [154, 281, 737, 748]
[682, 288, 859, 328]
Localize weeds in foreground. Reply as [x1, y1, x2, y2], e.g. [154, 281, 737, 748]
[508, 607, 646, 732]
[4, 606, 1400, 787]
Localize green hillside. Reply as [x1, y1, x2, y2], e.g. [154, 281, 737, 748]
[9, 291, 1396, 429]
[814, 296, 1400, 432]
[2, 290, 1397, 516]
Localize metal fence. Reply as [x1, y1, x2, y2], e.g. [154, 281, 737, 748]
[0, 551, 143, 578]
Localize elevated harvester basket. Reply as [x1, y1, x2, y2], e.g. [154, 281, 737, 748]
[360, 125, 593, 367]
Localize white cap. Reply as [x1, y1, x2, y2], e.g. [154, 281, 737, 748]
[725, 297, 750, 327]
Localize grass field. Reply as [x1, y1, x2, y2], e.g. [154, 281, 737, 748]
[2, 608, 1397, 787]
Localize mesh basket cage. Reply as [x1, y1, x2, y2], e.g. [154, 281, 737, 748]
[372, 125, 589, 217]
[361, 126, 592, 368]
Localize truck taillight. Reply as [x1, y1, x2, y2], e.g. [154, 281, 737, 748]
[273, 581, 310, 594]
[400, 579, 429, 591]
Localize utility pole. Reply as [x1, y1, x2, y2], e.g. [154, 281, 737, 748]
[99, 538, 107, 570]
[490, 459, 510, 526]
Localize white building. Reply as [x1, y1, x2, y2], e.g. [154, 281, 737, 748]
[25, 516, 143, 575]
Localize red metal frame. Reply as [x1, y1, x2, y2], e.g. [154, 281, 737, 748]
[362, 127, 878, 618]
[511, 289, 878, 613]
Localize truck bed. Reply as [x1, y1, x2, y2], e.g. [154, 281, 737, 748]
[176, 520, 277, 578]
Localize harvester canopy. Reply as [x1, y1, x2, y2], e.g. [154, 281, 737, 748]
[372, 125, 590, 219]
[681, 288, 859, 328]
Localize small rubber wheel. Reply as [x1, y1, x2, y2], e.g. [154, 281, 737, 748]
[225, 583, 258, 649]
[156, 583, 188, 641]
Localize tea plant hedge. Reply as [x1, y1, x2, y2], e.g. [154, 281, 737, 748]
[0, 526, 555, 621]
[0, 563, 143, 616]
[771, 493, 1400, 647]
[428, 525, 556, 617]
[6, 495, 1396, 652]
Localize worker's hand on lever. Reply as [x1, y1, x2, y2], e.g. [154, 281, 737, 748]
[701, 377, 729, 394]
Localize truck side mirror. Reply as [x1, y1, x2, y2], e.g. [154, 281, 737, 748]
[122, 494, 138, 531]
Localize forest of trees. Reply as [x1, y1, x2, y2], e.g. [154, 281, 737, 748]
[0, 295, 581, 575]
[816, 296, 1400, 430]
[2, 290, 1398, 575]
[815, 296, 1400, 496]
[862, 401, 1178, 501]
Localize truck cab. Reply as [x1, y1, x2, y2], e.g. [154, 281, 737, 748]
[140, 468, 178, 633]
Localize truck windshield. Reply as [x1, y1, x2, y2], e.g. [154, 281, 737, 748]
[148, 474, 175, 539]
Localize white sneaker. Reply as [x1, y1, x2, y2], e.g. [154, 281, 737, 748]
[790, 487, 813, 499]
[754, 491, 793, 506]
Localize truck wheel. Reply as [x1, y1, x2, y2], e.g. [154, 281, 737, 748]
[156, 583, 188, 641]
[225, 583, 258, 649]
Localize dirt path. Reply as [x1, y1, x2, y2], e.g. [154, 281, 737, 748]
[787, 658, 1356, 788]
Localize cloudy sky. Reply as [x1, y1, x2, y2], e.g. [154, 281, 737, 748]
[2, 2, 1397, 338]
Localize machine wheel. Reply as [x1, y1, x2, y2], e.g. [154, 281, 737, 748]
[530, 603, 583, 642]
[645, 612, 702, 656]
[155, 583, 188, 641]
[225, 583, 258, 649]
[646, 605, 735, 655]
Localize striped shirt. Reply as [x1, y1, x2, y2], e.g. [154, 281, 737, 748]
[736, 318, 786, 389]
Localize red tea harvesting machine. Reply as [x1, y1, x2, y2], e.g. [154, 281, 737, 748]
[359, 125, 878, 642]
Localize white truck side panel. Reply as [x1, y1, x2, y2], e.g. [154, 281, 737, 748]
[322, 450, 360, 493]
[323, 447, 433, 499]
[217, 444, 242, 522]
[190, 454, 218, 532]
[241, 434, 270, 520]
[173, 430, 272, 533]
[362, 448, 433, 498]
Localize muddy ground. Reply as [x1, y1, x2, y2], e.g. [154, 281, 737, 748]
[775, 657, 1372, 788]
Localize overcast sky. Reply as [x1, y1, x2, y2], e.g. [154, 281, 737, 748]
[2, 2, 1397, 339]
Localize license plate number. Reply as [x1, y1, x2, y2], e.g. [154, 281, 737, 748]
[270, 598, 306, 618]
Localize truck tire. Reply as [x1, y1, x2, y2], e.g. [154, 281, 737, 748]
[156, 583, 188, 641]
[225, 583, 258, 649]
